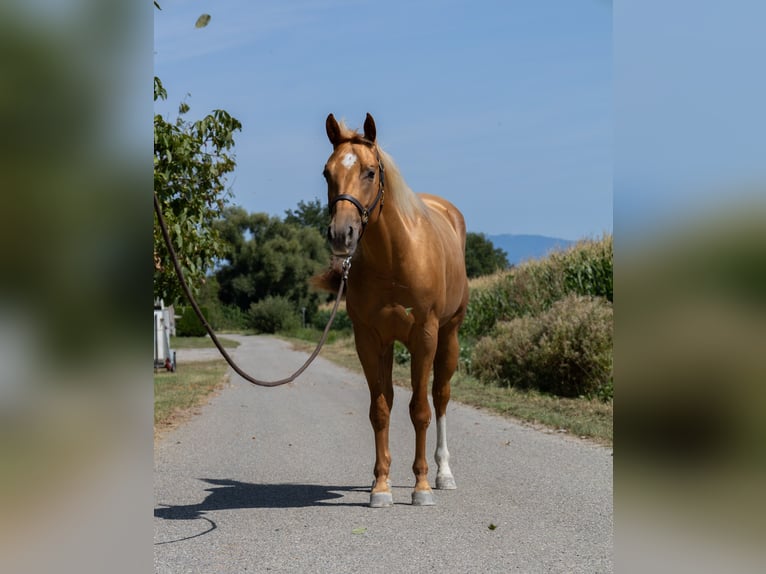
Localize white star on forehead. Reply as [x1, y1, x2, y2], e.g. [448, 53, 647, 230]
[341, 153, 357, 169]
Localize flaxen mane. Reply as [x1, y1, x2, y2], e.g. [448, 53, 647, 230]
[332, 119, 428, 222]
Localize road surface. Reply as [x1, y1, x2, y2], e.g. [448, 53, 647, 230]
[155, 335, 612, 573]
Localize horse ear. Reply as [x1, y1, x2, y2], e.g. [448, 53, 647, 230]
[326, 113, 342, 147]
[363, 113, 376, 143]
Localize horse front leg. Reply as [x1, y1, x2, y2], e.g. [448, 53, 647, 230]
[408, 319, 439, 506]
[355, 330, 394, 508]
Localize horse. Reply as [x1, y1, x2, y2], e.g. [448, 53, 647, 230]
[314, 113, 469, 507]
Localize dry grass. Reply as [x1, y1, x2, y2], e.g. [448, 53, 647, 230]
[154, 359, 229, 439]
[170, 335, 240, 349]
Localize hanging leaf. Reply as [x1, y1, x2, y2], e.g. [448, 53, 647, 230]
[195, 14, 211, 28]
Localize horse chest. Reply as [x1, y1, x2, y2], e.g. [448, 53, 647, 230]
[347, 284, 420, 343]
[377, 303, 418, 343]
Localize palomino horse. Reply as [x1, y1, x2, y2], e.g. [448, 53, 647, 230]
[315, 113, 469, 507]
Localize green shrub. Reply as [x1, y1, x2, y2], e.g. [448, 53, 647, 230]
[176, 305, 209, 337]
[472, 295, 613, 399]
[194, 302, 249, 331]
[394, 341, 410, 365]
[462, 234, 612, 338]
[312, 307, 353, 333]
[458, 340, 474, 374]
[463, 262, 565, 338]
[462, 286, 513, 338]
[216, 304, 249, 330]
[248, 296, 300, 334]
[555, 234, 613, 302]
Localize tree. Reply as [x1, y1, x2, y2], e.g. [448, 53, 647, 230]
[214, 207, 330, 320]
[465, 232, 509, 278]
[153, 77, 242, 304]
[284, 197, 329, 236]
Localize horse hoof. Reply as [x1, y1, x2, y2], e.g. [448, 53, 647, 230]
[411, 490, 436, 506]
[435, 474, 457, 490]
[369, 492, 393, 508]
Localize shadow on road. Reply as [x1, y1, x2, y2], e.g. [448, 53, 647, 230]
[155, 478, 368, 522]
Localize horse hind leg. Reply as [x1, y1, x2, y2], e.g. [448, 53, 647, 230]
[432, 323, 460, 490]
[408, 320, 440, 506]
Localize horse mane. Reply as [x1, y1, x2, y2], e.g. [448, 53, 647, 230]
[334, 119, 429, 224]
[376, 147, 429, 223]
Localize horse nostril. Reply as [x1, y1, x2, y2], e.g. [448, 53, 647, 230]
[327, 225, 333, 242]
[346, 226, 354, 246]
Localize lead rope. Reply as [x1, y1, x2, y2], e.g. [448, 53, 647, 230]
[154, 191, 350, 387]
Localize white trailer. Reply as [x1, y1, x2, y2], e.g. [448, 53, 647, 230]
[154, 301, 176, 372]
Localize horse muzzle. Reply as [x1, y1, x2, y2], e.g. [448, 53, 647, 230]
[327, 217, 361, 257]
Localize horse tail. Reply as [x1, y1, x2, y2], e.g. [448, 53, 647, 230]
[310, 269, 342, 293]
[310, 256, 349, 294]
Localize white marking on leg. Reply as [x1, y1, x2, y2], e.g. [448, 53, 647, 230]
[435, 415, 455, 488]
[435, 416, 450, 469]
[341, 152, 357, 169]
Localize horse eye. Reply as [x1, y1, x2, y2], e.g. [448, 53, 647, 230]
[322, 168, 330, 180]
[366, 169, 376, 180]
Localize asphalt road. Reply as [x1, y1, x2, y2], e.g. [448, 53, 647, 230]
[155, 335, 613, 573]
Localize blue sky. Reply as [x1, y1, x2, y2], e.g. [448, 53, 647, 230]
[155, 0, 612, 241]
[615, 0, 766, 236]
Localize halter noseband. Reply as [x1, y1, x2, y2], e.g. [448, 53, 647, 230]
[328, 138, 385, 228]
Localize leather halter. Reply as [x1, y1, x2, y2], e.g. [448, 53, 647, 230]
[328, 138, 385, 228]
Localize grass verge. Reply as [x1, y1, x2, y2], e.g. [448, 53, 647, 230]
[288, 333, 612, 445]
[154, 359, 229, 439]
[170, 335, 240, 349]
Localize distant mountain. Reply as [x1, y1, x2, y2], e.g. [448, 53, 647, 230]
[487, 234, 575, 266]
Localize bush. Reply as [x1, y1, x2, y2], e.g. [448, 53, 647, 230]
[463, 262, 565, 338]
[472, 295, 613, 399]
[312, 307, 353, 333]
[462, 285, 513, 339]
[556, 234, 613, 302]
[248, 296, 300, 334]
[394, 341, 410, 364]
[176, 305, 209, 337]
[215, 304, 249, 331]
[462, 234, 612, 338]
[191, 302, 249, 332]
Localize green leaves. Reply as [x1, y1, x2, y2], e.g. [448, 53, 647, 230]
[284, 198, 330, 235]
[154, 77, 167, 102]
[195, 14, 211, 28]
[154, 76, 242, 304]
[465, 232, 509, 278]
[213, 208, 330, 326]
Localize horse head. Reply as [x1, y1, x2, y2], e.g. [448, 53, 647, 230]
[323, 113, 385, 258]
